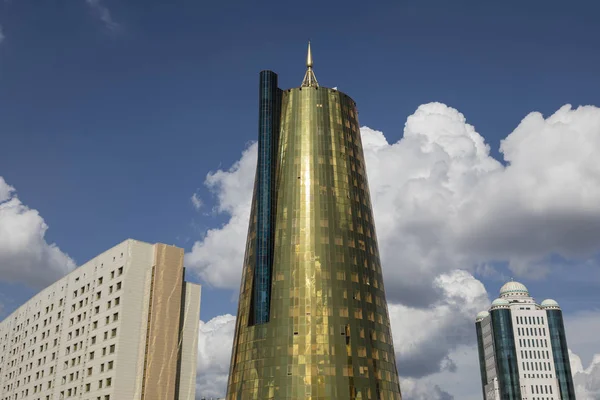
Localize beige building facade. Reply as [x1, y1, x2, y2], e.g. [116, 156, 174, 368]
[0, 239, 201, 400]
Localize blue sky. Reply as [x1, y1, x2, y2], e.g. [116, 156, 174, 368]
[1, 1, 600, 398]
[2, 0, 598, 313]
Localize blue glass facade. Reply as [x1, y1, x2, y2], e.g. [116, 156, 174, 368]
[251, 70, 282, 325]
[491, 309, 521, 400]
[475, 321, 488, 399]
[547, 309, 576, 399]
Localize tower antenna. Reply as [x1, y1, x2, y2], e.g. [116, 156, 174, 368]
[301, 41, 319, 88]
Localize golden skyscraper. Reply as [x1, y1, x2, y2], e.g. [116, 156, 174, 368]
[226, 43, 402, 400]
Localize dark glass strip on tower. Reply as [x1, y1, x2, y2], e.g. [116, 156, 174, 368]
[251, 70, 282, 326]
[547, 309, 576, 400]
[490, 308, 521, 400]
[475, 320, 488, 399]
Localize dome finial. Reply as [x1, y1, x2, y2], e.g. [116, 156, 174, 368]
[301, 41, 319, 88]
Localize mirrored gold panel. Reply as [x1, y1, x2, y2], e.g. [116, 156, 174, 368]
[227, 85, 402, 400]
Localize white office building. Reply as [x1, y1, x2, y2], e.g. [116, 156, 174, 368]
[0, 239, 201, 400]
[475, 281, 576, 400]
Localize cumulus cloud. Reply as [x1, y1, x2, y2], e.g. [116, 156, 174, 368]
[192, 272, 487, 396]
[563, 310, 600, 399]
[408, 345, 483, 400]
[187, 103, 600, 301]
[391, 270, 488, 377]
[194, 290, 487, 399]
[185, 143, 257, 288]
[399, 379, 454, 400]
[195, 309, 598, 400]
[571, 351, 600, 399]
[0, 178, 13, 202]
[85, 0, 119, 31]
[565, 310, 600, 364]
[0, 176, 75, 287]
[458, 105, 600, 274]
[196, 314, 236, 399]
[188, 102, 600, 397]
[364, 103, 600, 303]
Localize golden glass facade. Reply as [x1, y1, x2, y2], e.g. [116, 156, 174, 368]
[226, 76, 402, 399]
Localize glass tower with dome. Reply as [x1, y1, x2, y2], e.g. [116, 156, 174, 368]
[475, 281, 576, 400]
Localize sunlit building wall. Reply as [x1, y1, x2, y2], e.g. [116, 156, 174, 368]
[0, 239, 201, 400]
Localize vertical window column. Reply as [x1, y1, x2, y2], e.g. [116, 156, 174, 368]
[491, 308, 522, 399]
[251, 71, 282, 325]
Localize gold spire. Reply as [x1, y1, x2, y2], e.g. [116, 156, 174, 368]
[301, 41, 319, 88]
[306, 41, 313, 68]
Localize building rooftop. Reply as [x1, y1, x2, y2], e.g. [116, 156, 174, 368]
[541, 299, 561, 309]
[499, 281, 529, 297]
[476, 311, 490, 322]
[491, 298, 510, 307]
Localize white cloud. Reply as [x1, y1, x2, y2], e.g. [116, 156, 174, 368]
[0, 25, 5, 44]
[194, 299, 486, 400]
[194, 311, 600, 400]
[405, 345, 482, 400]
[0, 177, 13, 202]
[192, 272, 488, 397]
[187, 103, 600, 300]
[0, 176, 75, 287]
[185, 143, 257, 288]
[399, 378, 454, 400]
[565, 310, 600, 367]
[563, 310, 600, 399]
[188, 102, 600, 397]
[391, 270, 489, 377]
[85, 0, 119, 31]
[191, 193, 203, 211]
[458, 105, 600, 274]
[196, 314, 235, 399]
[363, 103, 600, 304]
[571, 351, 600, 399]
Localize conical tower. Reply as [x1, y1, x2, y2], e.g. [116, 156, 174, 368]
[226, 43, 402, 400]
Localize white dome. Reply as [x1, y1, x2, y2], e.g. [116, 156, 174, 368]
[476, 311, 490, 321]
[491, 298, 510, 307]
[499, 281, 529, 297]
[541, 299, 560, 308]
